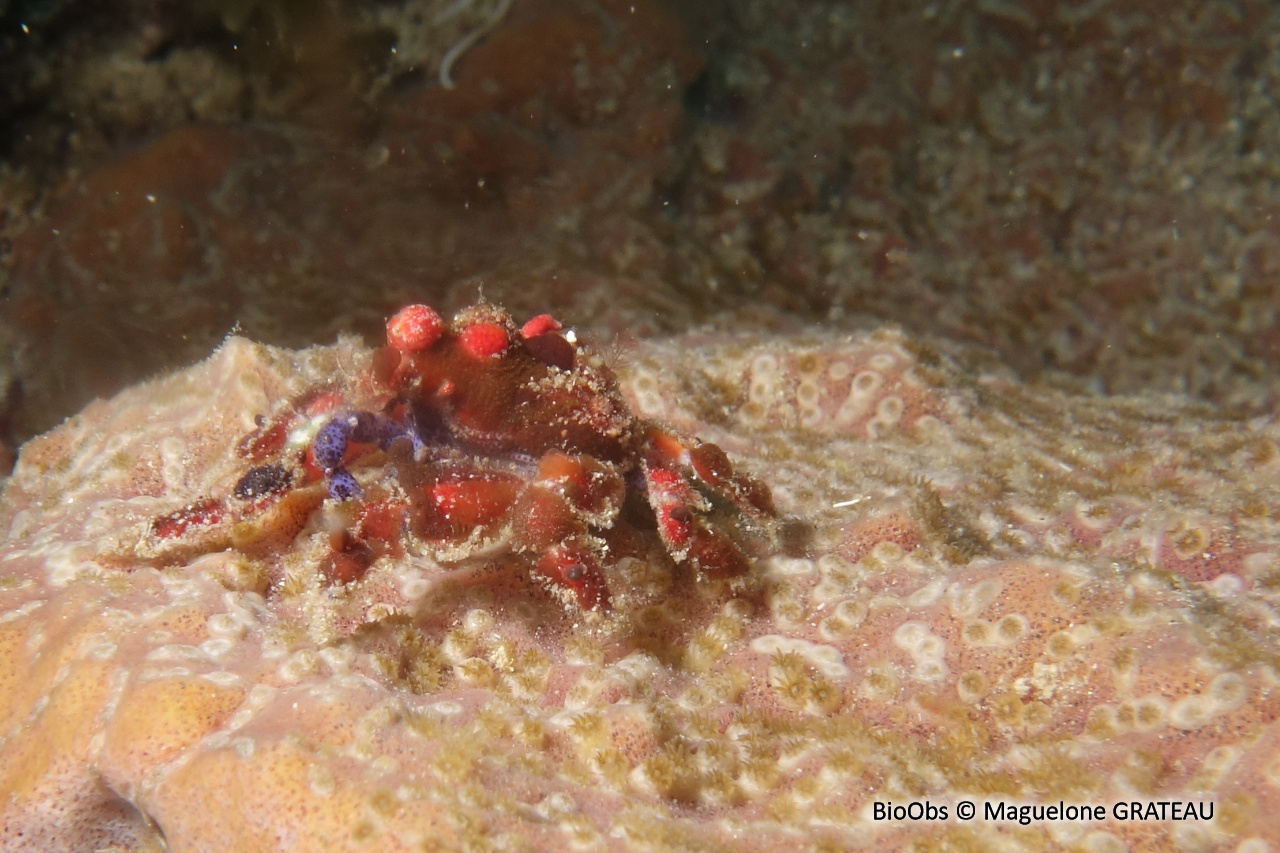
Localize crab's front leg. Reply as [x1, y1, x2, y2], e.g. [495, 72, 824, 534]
[312, 417, 362, 501]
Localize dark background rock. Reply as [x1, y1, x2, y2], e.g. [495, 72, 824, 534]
[3, 0, 1280, 461]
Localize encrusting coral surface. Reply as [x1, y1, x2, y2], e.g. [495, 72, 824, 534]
[2, 303, 1279, 852]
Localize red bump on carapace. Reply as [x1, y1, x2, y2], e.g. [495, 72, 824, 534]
[387, 304, 445, 352]
[458, 322, 509, 359]
[521, 314, 562, 339]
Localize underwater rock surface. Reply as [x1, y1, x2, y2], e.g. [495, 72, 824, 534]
[1, 325, 1278, 851]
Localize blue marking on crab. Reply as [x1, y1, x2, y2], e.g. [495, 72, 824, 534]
[314, 411, 429, 501]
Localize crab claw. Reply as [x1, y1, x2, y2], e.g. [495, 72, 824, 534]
[313, 416, 363, 501]
[537, 541, 610, 611]
[313, 412, 418, 502]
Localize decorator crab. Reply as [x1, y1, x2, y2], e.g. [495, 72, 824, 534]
[143, 302, 775, 611]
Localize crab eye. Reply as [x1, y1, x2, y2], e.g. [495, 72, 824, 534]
[564, 563, 586, 582]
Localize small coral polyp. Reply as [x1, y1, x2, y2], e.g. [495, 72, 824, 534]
[147, 302, 774, 610]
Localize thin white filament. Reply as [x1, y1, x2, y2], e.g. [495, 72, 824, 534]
[438, 0, 513, 90]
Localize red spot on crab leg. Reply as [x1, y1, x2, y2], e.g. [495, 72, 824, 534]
[150, 497, 227, 539]
[429, 477, 520, 532]
[645, 467, 695, 553]
[537, 542, 610, 611]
